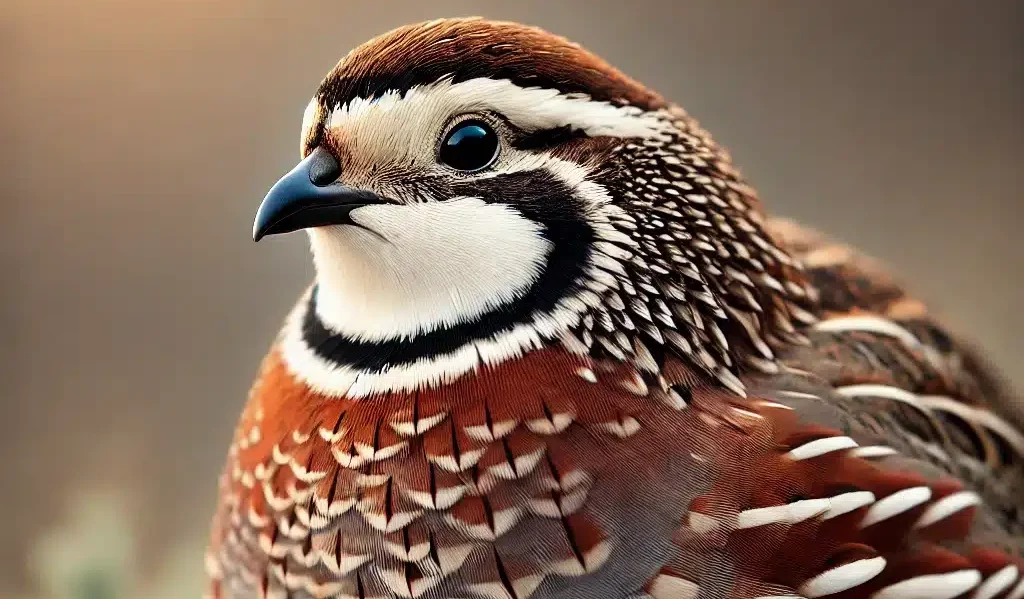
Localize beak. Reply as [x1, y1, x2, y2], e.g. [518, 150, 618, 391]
[252, 147, 386, 241]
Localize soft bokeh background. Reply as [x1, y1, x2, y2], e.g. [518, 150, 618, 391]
[3, 1, 1022, 597]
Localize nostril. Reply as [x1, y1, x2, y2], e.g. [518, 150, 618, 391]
[308, 147, 341, 186]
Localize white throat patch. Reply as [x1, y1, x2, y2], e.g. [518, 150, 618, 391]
[309, 197, 551, 341]
[277, 78, 663, 397]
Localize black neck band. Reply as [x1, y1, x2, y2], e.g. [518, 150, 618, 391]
[300, 172, 595, 372]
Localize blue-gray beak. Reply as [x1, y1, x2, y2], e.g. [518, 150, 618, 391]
[252, 147, 386, 241]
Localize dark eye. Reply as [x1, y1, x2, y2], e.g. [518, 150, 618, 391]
[439, 120, 499, 172]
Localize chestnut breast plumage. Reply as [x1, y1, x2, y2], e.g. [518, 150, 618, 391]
[206, 17, 1024, 599]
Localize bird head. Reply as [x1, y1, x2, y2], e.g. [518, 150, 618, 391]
[253, 17, 816, 398]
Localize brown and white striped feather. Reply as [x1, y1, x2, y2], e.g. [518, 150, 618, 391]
[206, 226, 1023, 599]
[206, 18, 1022, 599]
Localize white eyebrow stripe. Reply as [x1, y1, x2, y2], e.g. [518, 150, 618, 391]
[325, 77, 671, 139]
[300, 97, 319, 145]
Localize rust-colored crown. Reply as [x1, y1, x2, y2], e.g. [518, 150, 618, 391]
[300, 17, 665, 154]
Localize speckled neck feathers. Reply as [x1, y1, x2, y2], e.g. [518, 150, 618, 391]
[283, 103, 816, 398]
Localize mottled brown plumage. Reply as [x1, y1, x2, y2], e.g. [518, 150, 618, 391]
[207, 17, 1023, 599]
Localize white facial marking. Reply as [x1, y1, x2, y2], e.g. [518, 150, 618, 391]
[275, 80, 664, 397]
[327, 76, 668, 142]
[316, 77, 670, 202]
[310, 197, 550, 341]
[299, 97, 318, 145]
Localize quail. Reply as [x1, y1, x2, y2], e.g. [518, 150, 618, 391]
[205, 17, 1024, 599]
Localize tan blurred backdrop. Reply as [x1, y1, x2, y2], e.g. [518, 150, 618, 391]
[2, 1, 1022, 597]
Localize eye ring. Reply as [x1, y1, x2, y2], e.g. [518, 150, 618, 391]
[439, 119, 500, 172]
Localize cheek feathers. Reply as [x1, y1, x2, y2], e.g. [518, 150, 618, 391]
[278, 134, 621, 397]
[310, 198, 552, 342]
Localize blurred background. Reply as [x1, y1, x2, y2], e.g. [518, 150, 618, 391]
[3, 1, 1022, 597]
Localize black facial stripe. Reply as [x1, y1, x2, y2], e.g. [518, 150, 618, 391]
[512, 125, 590, 151]
[301, 172, 594, 372]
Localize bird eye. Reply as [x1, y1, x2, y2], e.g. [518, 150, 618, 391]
[439, 120, 499, 172]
